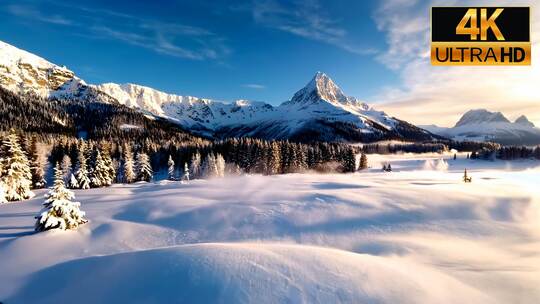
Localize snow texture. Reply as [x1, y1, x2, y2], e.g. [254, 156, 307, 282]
[1, 152, 539, 303]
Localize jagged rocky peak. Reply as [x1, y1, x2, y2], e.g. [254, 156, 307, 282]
[514, 115, 535, 127]
[454, 109, 510, 127]
[289, 72, 369, 109]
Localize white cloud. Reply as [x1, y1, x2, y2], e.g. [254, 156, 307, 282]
[250, 0, 377, 55]
[243, 84, 266, 89]
[372, 0, 540, 127]
[4, 1, 231, 61]
[7, 4, 73, 25]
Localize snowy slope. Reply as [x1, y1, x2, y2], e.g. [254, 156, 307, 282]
[0, 41, 75, 96]
[1, 154, 539, 303]
[96, 73, 432, 142]
[422, 109, 540, 145]
[95, 83, 276, 132]
[0, 41, 117, 104]
[214, 72, 436, 142]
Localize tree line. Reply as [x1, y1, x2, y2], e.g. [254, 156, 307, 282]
[0, 129, 372, 203]
[471, 145, 540, 160]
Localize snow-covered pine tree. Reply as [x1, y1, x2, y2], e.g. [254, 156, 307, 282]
[168, 155, 175, 181]
[182, 162, 190, 181]
[216, 153, 225, 178]
[136, 152, 153, 182]
[0, 131, 34, 201]
[28, 136, 46, 189]
[359, 153, 368, 170]
[190, 152, 201, 179]
[0, 182, 7, 204]
[68, 173, 79, 189]
[61, 154, 72, 184]
[100, 148, 116, 186]
[123, 145, 136, 183]
[35, 164, 87, 232]
[74, 142, 91, 190]
[223, 162, 241, 176]
[90, 150, 108, 188]
[202, 153, 219, 178]
[266, 142, 281, 175]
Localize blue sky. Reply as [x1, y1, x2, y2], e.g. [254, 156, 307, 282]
[0, 0, 399, 104]
[3, 0, 539, 127]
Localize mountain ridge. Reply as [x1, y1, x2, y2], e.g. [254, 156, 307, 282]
[0, 39, 437, 143]
[422, 109, 540, 146]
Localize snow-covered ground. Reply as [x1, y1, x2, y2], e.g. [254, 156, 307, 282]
[1, 153, 539, 303]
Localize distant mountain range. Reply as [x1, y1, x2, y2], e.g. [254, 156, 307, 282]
[0, 40, 437, 143]
[421, 109, 540, 146]
[4, 40, 538, 146]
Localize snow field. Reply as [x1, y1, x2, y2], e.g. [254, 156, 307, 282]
[1, 153, 539, 303]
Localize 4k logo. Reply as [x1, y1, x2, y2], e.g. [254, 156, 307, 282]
[431, 7, 531, 66]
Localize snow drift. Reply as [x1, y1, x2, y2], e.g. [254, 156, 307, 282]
[7, 243, 493, 304]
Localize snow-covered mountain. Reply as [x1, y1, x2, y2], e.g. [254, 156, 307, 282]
[0, 40, 436, 142]
[96, 72, 436, 142]
[95, 83, 275, 134]
[422, 109, 540, 146]
[0, 41, 117, 104]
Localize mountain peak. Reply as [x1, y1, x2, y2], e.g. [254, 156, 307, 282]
[515, 115, 535, 127]
[289, 72, 367, 110]
[455, 109, 510, 127]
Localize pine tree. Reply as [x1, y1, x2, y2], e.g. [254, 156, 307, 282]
[90, 150, 109, 187]
[0, 131, 34, 201]
[123, 145, 136, 183]
[136, 152, 153, 182]
[202, 153, 218, 178]
[74, 142, 91, 190]
[35, 164, 87, 232]
[61, 154, 72, 184]
[182, 162, 190, 181]
[463, 169, 472, 183]
[266, 142, 281, 175]
[215, 153, 225, 178]
[342, 147, 357, 173]
[359, 153, 368, 170]
[226, 163, 242, 176]
[190, 152, 201, 179]
[168, 155, 176, 181]
[28, 136, 46, 189]
[100, 148, 116, 186]
[68, 173, 79, 189]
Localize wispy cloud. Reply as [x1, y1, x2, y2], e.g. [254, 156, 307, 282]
[372, 0, 540, 127]
[7, 4, 73, 25]
[3, 1, 231, 61]
[243, 83, 266, 89]
[246, 0, 377, 55]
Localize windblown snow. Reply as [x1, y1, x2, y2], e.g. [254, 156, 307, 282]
[1, 153, 539, 303]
